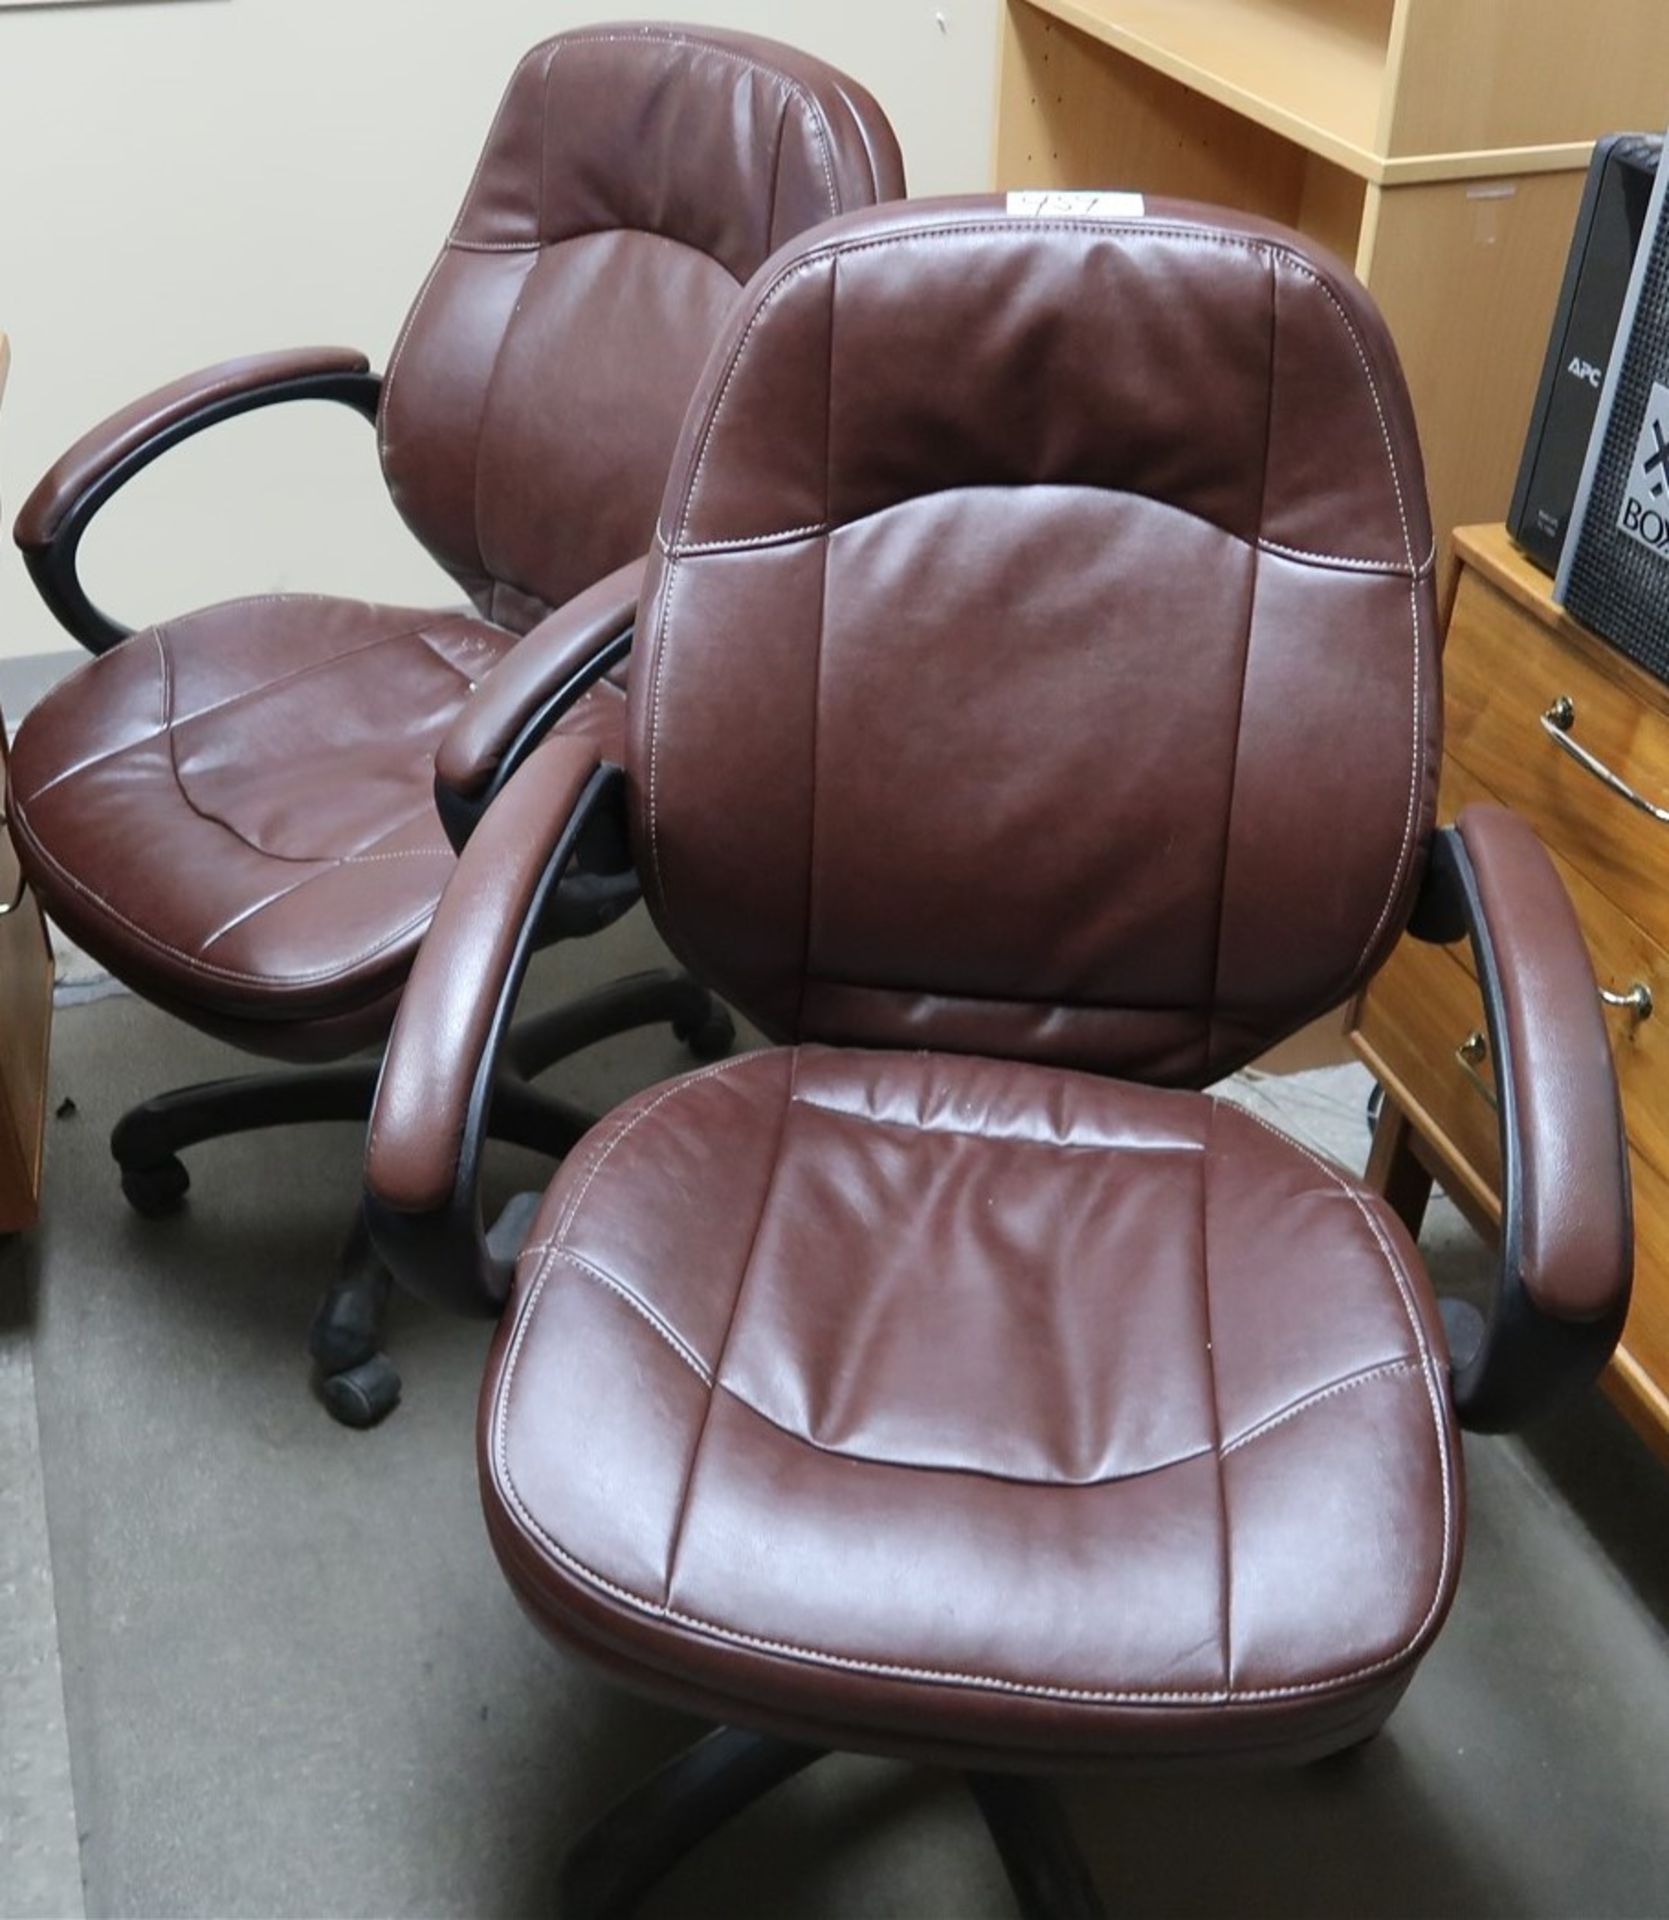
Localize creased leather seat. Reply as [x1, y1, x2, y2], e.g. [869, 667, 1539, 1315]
[10, 599, 510, 1048]
[487, 1045, 1457, 1765]
[8, 602, 628, 1051]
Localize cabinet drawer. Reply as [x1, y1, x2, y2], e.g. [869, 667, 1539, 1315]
[0, 722, 51, 1230]
[1357, 918, 1669, 1447]
[1356, 932, 1502, 1212]
[1435, 761, 1669, 1176]
[1445, 566, 1669, 957]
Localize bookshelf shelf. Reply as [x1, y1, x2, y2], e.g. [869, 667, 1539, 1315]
[1025, 0, 1393, 177]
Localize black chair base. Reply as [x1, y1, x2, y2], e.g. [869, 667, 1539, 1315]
[559, 1727, 1107, 1920]
[107, 969, 734, 1426]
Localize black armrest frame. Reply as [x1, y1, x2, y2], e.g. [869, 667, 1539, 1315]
[364, 761, 630, 1317]
[26, 369, 383, 657]
[1410, 827, 1630, 1431]
[434, 623, 635, 853]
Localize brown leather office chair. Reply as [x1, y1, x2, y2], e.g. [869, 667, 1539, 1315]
[5, 24, 902, 1424]
[361, 197, 1633, 1916]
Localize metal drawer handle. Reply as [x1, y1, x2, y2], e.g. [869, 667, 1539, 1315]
[1459, 982, 1648, 1112]
[1542, 696, 1669, 824]
[1456, 1030, 1498, 1110]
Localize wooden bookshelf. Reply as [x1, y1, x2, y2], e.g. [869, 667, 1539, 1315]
[997, 0, 1669, 564]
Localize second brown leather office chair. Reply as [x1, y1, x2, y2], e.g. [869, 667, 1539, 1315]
[5, 24, 903, 1423]
[363, 197, 1632, 1916]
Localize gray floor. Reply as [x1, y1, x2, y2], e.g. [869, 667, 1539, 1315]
[0, 950, 1666, 1920]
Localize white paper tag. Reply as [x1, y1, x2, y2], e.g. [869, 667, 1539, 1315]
[1005, 190, 1146, 219]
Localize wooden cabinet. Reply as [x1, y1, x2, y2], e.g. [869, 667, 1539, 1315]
[0, 723, 52, 1233]
[993, 0, 1669, 571]
[1353, 524, 1669, 1460]
[0, 333, 54, 1233]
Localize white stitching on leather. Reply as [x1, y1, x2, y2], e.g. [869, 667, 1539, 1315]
[642, 554, 681, 924]
[458, 44, 550, 239]
[790, 74, 839, 217]
[646, 254, 832, 915]
[673, 252, 832, 549]
[9, 659, 105, 795]
[518, 1246, 715, 1384]
[546, 30, 842, 220]
[662, 1049, 801, 1603]
[377, 38, 550, 463]
[1221, 1101, 1457, 1644]
[1221, 1358, 1420, 1456]
[665, 509, 1437, 574]
[17, 819, 436, 987]
[342, 848, 451, 864]
[377, 248, 447, 466]
[1199, 1102, 1233, 1691]
[485, 1456, 1454, 1708]
[1287, 271, 1423, 971]
[197, 866, 339, 956]
[1258, 537, 1436, 577]
[673, 522, 832, 556]
[554, 1052, 760, 1245]
[165, 614, 479, 733]
[700, 1378, 1219, 1491]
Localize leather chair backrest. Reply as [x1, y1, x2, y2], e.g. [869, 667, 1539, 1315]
[378, 24, 903, 633]
[627, 198, 1442, 1086]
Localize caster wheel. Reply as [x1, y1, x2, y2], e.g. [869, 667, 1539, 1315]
[321, 1354, 402, 1429]
[119, 1156, 190, 1219]
[308, 1281, 385, 1377]
[675, 1001, 736, 1062]
[1367, 1082, 1386, 1132]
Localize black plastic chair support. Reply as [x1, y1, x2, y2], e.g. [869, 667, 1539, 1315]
[1409, 825, 1631, 1429]
[26, 369, 383, 655]
[559, 1728, 821, 1920]
[968, 1773, 1108, 1920]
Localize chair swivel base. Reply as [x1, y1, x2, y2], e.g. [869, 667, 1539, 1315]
[107, 969, 735, 1426]
[559, 1727, 1106, 1920]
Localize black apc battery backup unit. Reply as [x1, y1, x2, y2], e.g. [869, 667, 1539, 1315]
[1510, 133, 1662, 575]
[1556, 132, 1669, 681]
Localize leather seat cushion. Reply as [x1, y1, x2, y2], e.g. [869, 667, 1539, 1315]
[482, 1046, 1462, 1768]
[9, 596, 508, 1040]
[8, 596, 629, 1049]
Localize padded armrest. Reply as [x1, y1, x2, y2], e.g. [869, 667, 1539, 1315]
[1410, 804, 1632, 1429]
[13, 347, 380, 654]
[365, 735, 625, 1315]
[16, 347, 373, 548]
[433, 555, 645, 844]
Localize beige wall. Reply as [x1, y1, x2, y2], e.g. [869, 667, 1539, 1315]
[0, 0, 998, 659]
